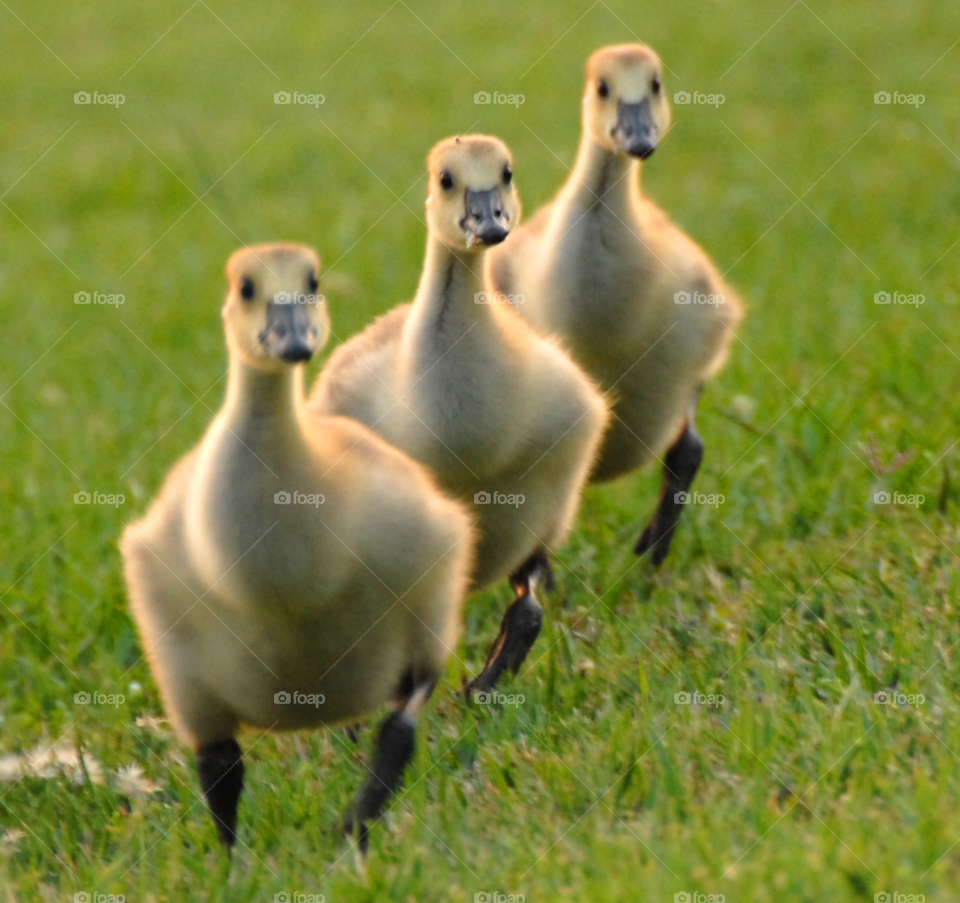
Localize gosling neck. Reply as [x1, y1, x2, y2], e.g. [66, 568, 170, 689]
[568, 132, 641, 215]
[222, 355, 304, 436]
[410, 233, 493, 337]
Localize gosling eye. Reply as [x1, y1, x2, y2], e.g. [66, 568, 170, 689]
[439, 170, 454, 191]
[240, 277, 255, 301]
[597, 79, 609, 99]
[652, 75, 662, 95]
[502, 163, 512, 185]
[307, 271, 319, 293]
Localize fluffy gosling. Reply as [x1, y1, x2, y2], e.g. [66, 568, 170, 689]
[121, 243, 473, 852]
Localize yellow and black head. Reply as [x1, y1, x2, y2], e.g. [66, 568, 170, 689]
[223, 244, 329, 369]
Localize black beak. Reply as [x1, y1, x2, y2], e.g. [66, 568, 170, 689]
[462, 187, 510, 246]
[260, 300, 319, 363]
[614, 98, 658, 159]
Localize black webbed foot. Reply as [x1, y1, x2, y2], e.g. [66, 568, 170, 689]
[197, 738, 245, 851]
[466, 548, 550, 696]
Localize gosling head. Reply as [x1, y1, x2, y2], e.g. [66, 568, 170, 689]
[583, 43, 670, 160]
[426, 135, 521, 253]
[222, 244, 330, 370]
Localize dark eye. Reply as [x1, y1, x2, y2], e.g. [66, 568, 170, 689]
[502, 163, 512, 185]
[240, 277, 255, 301]
[652, 75, 661, 94]
[307, 271, 319, 293]
[439, 170, 454, 191]
[597, 79, 609, 99]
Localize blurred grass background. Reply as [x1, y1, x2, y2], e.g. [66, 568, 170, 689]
[1, 0, 959, 899]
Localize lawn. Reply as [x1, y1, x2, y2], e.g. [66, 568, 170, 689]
[1, 0, 958, 899]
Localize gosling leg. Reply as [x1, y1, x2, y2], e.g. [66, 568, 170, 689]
[635, 396, 705, 566]
[196, 737, 245, 852]
[466, 548, 552, 696]
[347, 673, 437, 854]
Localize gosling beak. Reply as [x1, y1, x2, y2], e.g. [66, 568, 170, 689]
[613, 98, 658, 159]
[462, 187, 510, 248]
[260, 299, 319, 363]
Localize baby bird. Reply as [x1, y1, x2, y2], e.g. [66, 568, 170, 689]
[310, 136, 609, 693]
[488, 43, 743, 565]
[121, 244, 473, 853]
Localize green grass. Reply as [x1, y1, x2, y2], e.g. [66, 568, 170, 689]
[1, 0, 959, 899]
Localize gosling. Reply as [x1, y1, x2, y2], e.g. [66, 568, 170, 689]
[310, 136, 609, 693]
[488, 43, 743, 565]
[121, 244, 473, 853]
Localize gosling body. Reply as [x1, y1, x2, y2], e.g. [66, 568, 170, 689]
[311, 136, 609, 689]
[122, 244, 472, 850]
[489, 44, 743, 562]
